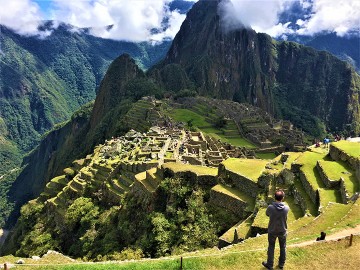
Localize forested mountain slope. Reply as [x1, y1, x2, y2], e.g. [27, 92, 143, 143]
[0, 23, 170, 176]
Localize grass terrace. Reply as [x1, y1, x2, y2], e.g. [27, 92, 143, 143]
[220, 215, 254, 243]
[331, 141, 360, 158]
[221, 158, 269, 182]
[293, 178, 318, 216]
[318, 160, 358, 195]
[255, 152, 277, 160]
[162, 162, 218, 176]
[283, 152, 303, 170]
[251, 208, 268, 231]
[212, 184, 255, 210]
[170, 108, 257, 148]
[295, 151, 341, 205]
[284, 194, 305, 222]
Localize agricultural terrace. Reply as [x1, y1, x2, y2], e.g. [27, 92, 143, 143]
[295, 151, 341, 205]
[162, 162, 218, 176]
[221, 158, 269, 182]
[170, 108, 257, 148]
[332, 141, 360, 158]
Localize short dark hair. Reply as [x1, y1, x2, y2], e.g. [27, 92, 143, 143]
[275, 190, 285, 201]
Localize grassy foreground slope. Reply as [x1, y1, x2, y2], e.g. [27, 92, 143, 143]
[1, 234, 359, 269]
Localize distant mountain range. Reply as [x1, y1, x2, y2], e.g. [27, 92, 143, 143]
[0, 23, 170, 176]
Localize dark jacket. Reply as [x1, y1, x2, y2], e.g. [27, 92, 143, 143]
[266, 202, 289, 234]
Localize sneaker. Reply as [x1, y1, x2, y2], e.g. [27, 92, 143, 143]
[279, 266, 284, 269]
[262, 261, 273, 270]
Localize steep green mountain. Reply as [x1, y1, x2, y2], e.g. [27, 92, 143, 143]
[150, 0, 360, 137]
[284, 33, 360, 73]
[0, 24, 170, 227]
[0, 23, 170, 176]
[3, 54, 162, 227]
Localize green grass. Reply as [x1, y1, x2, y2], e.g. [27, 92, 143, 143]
[11, 235, 360, 270]
[286, 202, 353, 243]
[293, 178, 318, 216]
[296, 151, 341, 205]
[251, 208, 268, 229]
[285, 194, 305, 222]
[170, 109, 257, 148]
[331, 141, 360, 158]
[162, 162, 218, 176]
[255, 152, 277, 160]
[282, 152, 302, 170]
[221, 158, 269, 182]
[170, 109, 209, 127]
[212, 184, 255, 209]
[318, 160, 358, 195]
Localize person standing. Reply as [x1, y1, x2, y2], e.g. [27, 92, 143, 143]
[262, 190, 289, 270]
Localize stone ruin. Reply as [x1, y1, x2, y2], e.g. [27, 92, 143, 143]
[99, 126, 254, 169]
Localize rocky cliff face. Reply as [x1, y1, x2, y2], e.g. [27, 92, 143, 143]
[153, 0, 360, 136]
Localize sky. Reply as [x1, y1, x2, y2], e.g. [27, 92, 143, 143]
[0, 0, 359, 42]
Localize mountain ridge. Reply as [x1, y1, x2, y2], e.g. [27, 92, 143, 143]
[151, 0, 360, 136]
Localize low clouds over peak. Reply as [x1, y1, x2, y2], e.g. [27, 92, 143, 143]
[219, 0, 360, 38]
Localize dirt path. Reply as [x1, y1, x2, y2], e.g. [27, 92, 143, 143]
[290, 224, 360, 247]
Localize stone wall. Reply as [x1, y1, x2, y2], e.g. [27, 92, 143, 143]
[218, 164, 259, 197]
[289, 185, 307, 216]
[330, 144, 360, 183]
[316, 161, 341, 188]
[299, 171, 319, 206]
[339, 177, 350, 204]
[162, 167, 217, 188]
[209, 188, 248, 217]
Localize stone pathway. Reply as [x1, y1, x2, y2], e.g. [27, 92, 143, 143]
[290, 224, 360, 247]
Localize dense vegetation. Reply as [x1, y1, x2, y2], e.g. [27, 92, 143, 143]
[0, 25, 170, 227]
[284, 32, 360, 72]
[6, 177, 221, 259]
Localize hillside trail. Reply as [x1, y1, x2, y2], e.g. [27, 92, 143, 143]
[289, 224, 360, 248]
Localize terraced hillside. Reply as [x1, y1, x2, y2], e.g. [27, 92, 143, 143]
[3, 123, 359, 259]
[168, 97, 306, 151]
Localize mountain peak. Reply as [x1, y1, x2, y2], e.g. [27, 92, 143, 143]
[90, 54, 145, 128]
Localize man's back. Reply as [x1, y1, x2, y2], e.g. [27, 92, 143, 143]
[266, 202, 289, 234]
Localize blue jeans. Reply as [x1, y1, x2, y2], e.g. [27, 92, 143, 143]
[267, 232, 287, 268]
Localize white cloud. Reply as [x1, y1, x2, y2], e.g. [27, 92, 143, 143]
[219, 0, 294, 35]
[296, 0, 360, 36]
[50, 0, 186, 42]
[0, 0, 42, 35]
[219, 0, 360, 38]
[0, 0, 189, 42]
[150, 11, 187, 42]
[2, 0, 358, 41]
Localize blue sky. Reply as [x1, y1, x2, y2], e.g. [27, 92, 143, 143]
[34, 0, 53, 17]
